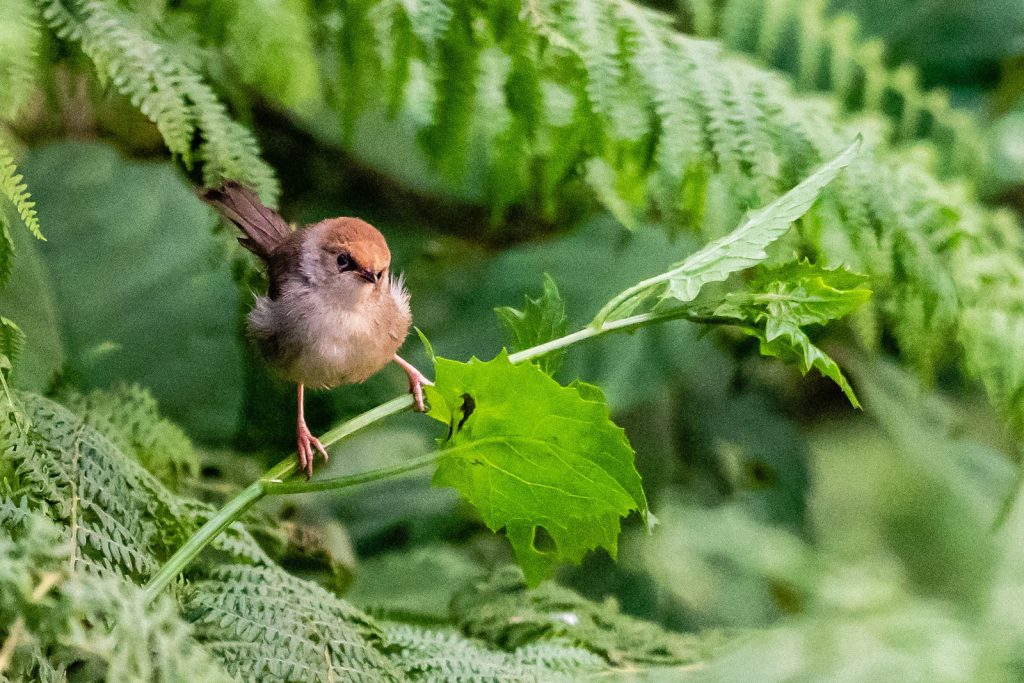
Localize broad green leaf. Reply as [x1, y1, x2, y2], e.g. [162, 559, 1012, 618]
[663, 138, 861, 302]
[494, 274, 568, 375]
[425, 352, 647, 585]
[715, 260, 872, 327]
[20, 141, 245, 441]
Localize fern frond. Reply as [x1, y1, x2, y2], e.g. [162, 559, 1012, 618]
[186, 563, 402, 682]
[382, 621, 605, 681]
[0, 317, 26, 373]
[677, 0, 987, 178]
[58, 385, 198, 489]
[311, 0, 1024, 430]
[0, 141, 43, 241]
[0, 393, 441, 679]
[34, 0, 280, 204]
[1, 393, 193, 580]
[453, 565, 709, 666]
[0, 507, 236, 682]
[0, 140, 43, 290]
[0, 0, 43, 121]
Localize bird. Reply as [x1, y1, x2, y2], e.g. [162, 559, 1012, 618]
[200, 182, 430, 477]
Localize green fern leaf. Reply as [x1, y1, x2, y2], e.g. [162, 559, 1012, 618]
[0, 317, 26, 373]
[453, 565, 712, 666]
[0, 141, 43, 241]
[57, 385, 198, 489]
[0, 508, 236, 682]
[186, 564, 401, 682]
[678, 0, 987, 178]
[37, 0, 279, 205]
[404, 0, 454, 48]
[382, 620, 605, 681]
[0, 0, 42, 120]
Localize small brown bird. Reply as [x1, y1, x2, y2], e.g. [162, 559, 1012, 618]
[201, 182, 430, 476]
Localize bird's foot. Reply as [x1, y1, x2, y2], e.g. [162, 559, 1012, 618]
[296, 421, 329, 479]
[394, 355, 433, 412]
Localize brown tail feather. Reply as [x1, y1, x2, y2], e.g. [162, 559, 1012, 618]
[200, 181, 292, 260]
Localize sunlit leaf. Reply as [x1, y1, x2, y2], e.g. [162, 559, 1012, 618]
[425, 352, 647, 585]
[713, 260, 869, 407]
[715, 260, 872, 327]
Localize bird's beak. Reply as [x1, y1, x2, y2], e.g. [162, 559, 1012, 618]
[358, 268, 379, 283]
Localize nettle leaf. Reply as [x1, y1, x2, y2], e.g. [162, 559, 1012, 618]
[494, 274, 568, 375]
[749, 321, 861, 408]
[663, 138, 860, 303]
[425, 352, 647, 585]
[716, 260, 872, 326]
[714, 260, 870, 407]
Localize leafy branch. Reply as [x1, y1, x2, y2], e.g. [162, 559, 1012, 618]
[144, 140, 865, 599]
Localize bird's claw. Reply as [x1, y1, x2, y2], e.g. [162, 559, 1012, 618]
[407, 369, 432, 412]
[297, 423, 329, 479]
[394, 355, 432, 412]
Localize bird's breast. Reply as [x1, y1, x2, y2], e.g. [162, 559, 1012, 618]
[248, 286, 410, 388]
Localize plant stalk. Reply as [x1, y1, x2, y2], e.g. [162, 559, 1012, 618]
[143, 302, 737, 602]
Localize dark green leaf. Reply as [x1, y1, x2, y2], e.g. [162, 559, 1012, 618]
[20, 141, 245, 441]
[425, 352, 647, 585]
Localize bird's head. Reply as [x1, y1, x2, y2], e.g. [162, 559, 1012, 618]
[307, 217, 392, 300]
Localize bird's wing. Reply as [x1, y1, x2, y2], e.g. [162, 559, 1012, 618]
[199, 182, 292, 260]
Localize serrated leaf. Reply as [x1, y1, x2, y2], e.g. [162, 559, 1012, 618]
[712, 260, 868, 407]
[425, 352, 647, 585]
[745, 320, 861, 408]
[663, 138, 860, 302]
[494, 274, 568, 375]
[716, 260, 872, 327]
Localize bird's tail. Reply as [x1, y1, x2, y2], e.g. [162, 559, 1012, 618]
[199, 181, 292, 259]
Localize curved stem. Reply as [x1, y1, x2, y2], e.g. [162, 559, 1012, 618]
[143, 302, 740, 602]
[262, 452, 441, 495]
[143, 480, 264, 602]
[590, 272, 671, 327]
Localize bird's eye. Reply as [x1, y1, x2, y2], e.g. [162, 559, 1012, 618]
[376, 269, 385, 281]
[336, 253, 352, 271]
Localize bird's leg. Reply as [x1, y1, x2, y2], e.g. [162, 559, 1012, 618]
[393, 355, 432, 412]
[296, 384, 329, 478]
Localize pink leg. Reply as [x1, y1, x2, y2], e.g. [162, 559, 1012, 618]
[296, 384, 329, 478]
[393, 355, 432, 412]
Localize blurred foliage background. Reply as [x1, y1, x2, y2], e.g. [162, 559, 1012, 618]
[2, 0, 1024, 680]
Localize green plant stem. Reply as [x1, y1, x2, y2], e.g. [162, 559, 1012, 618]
[262, 452, 442, 495]
[591, 274, 671, 327]
[143, 303, 738, 602]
